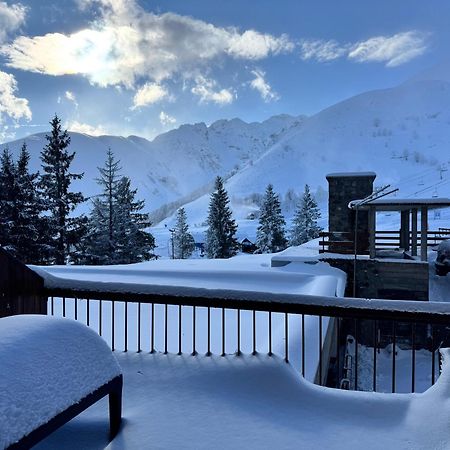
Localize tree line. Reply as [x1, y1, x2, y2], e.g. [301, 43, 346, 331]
[0, 115, 322, 264]
[171, 176, 322, 259]
[0, 115, 155, 265]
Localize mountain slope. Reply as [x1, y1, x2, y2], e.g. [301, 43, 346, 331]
[1, 114, 304, 213]
[226, 79, 450, 201]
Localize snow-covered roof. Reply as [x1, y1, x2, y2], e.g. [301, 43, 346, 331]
[326, 171, 376, 178]
[0, 315, 121, 448]
[349, 197, 450, 211]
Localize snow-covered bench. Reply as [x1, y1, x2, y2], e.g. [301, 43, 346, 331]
[0, 315, 123, 449]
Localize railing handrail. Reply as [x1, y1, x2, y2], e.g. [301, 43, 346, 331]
[43, 283, 450, 325]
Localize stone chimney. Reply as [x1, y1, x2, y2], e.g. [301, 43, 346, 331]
[326, 172, 376, 253]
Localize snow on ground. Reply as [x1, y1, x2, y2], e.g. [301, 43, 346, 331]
[357, 345, 439, 393]
[0, 315, 121, 449]
[37, 350, 450, 450]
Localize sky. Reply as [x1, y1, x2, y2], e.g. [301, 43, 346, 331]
[0, 0, 449, 143]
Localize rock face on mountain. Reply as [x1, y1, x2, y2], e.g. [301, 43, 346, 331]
[1, 114, 304, 214]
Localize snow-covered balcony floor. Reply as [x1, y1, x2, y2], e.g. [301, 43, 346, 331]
[37, 351, 450, 450]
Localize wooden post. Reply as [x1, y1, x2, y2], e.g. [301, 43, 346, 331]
[411, 208, 418, 257]
[368, 206, 376, 259]
[400, 210, 410, 251]
[420, 207, 428, 262]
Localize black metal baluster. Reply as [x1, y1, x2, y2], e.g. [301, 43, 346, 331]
[150, 303, 154, 354]
[252, 310, 256, 355]
[87, 299, 90, 326]
[51, 297, 54, 315]
[178, 305, 182, 355]
[354, 318, 358, 391]
[74, 297, 78, 321]
[164, 304, 168, 354]
[301, 314, 305, 377]
[137, 302, 141, 353]
[237, 309, 241, 356]
[112, 301, 115, 351]
[392, 321, 396, 393]
[124, 302, 128, 352]
[192, 306, 196, 355]
[207, 307, 211, 356]
[221, 308, 225, 356]
[99, 300, 102, 336]
[62, 297, 66, 317]
[336, 317, 341, 388]
[410, 322, 415, 392]
[431, 324, 436, 385]
[319, 316, 323, 385]
[268, 311, 272, 356]
[285, 313, 289, 363]
[373, 320, 377, 392]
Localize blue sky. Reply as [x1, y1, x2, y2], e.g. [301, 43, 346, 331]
[0, 0, 448, 142]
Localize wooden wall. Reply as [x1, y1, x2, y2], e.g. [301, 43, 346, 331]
[0, 248, 46, 317]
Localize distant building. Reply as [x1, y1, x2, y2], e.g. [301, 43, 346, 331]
[240, 238, 257, 254]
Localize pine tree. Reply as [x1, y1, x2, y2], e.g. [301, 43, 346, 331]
[290, 184, 323, 246]
[173, 207, 195, 259]
[82, 149, 122, 264]
[39, 115, 85, 264]
[113, 176, 155, 264]
[0, 147, 18, 255]
[205, 176, 238, 258]
[255, 184, 287, 253]
[13, 143, 46, 263]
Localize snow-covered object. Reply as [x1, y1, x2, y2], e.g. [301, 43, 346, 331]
[31, 256, 346, 298]
[0, 315, 121, 449]
[41, 350, 450, 450]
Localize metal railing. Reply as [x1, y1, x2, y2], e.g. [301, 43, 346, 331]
[44, 285, 450, 393]
[319, 230, 450, 254]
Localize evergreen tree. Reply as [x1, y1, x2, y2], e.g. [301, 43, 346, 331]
[14, 143, 46, 263]
[0, 147, 18, 255]
[290, 184, 323, 246]
[255, 184, 287, 253]
[82, 149, 122, 264]
[205, 176, 238, 258]
[113, 176, 155, 264]
[39, 115, 85, 264]
[173, 207, 195, 259]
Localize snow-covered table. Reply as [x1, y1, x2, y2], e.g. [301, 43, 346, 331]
[0, 315, 122, 449]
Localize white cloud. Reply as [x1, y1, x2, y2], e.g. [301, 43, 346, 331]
[159, 111, 176, 126]
[299, 39, 347, 62]
[227, 30, 294, 59]
[191, 76, 234, 105]
[299, 31, 428, 67]
[249, 69, 278, 102]
[65, 90, 78, 107]
[0, 70, 31, 123]
[1, 0, 293, 88]
[0, 1, 26, 43]
[65, 120, 107, 136]
[132, 83, 169, 109]
[348, 31, 429, 67]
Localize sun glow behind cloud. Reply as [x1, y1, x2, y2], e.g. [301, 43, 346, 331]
[1, 0, 294, 90]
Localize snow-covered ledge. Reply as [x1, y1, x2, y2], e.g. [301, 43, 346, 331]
[0, 315, 122, 449]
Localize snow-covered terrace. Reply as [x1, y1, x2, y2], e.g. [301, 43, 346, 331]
[4, 252, 450, 448]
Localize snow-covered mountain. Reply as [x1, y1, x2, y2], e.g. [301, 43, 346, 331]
[3, 68, 450, 232]
[170, 77, 450, 230]
[0, 114, 304, 215]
